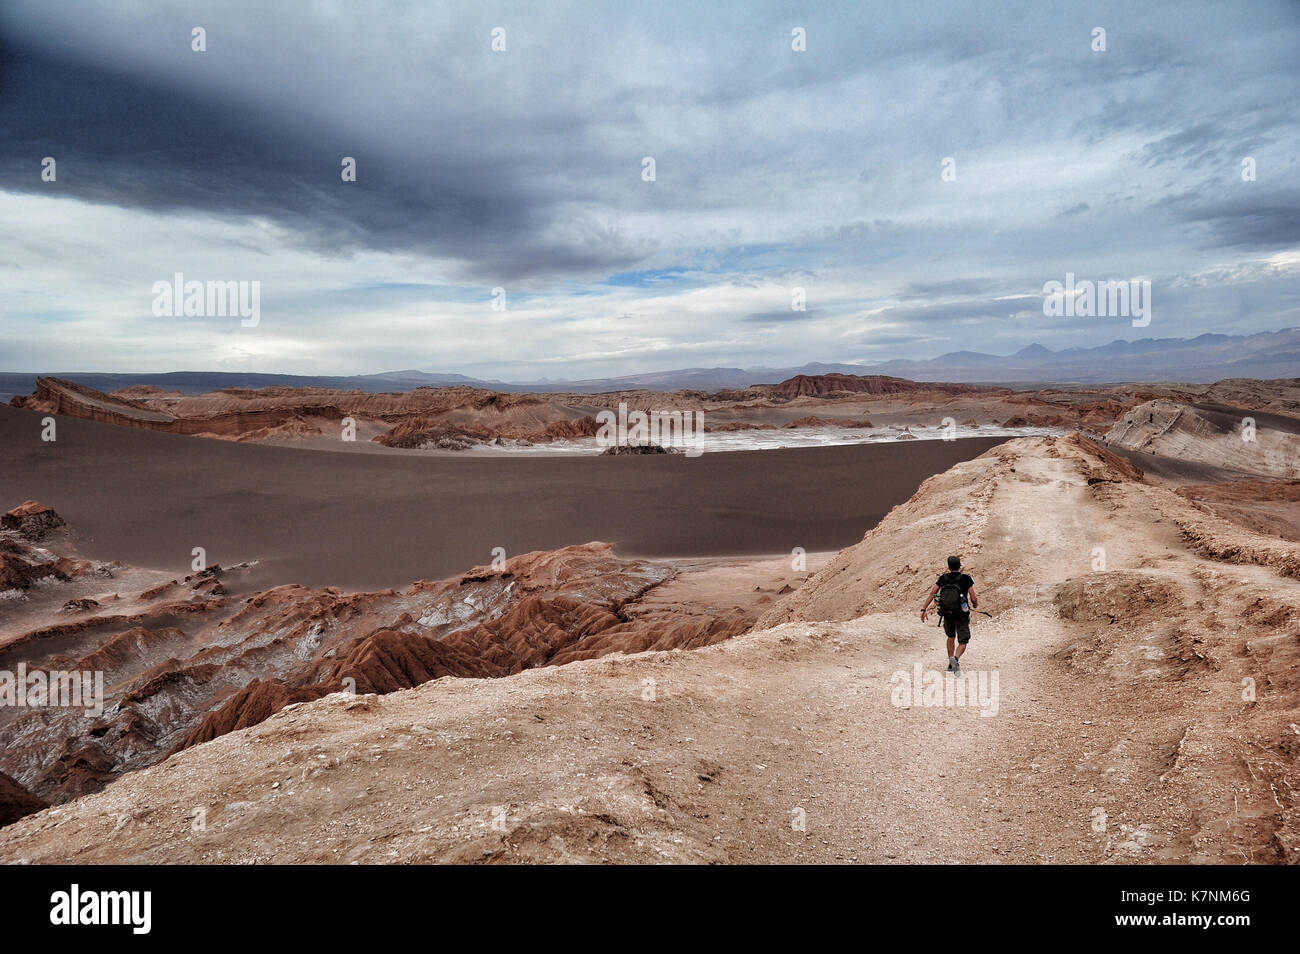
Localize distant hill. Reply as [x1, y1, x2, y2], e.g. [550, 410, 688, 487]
[2, 328, 1295, 400]
[771, 374, 989, 398]
[0, 369, 490, 404]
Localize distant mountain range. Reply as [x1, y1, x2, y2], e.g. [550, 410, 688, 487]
[858, 328, 1300, 387]
[2, 328, 1296, 401]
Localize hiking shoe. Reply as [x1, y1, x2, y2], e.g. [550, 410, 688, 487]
[948, 656, 957, 672]
[952, 657, 962, 676]
[946, 658, 953, 672]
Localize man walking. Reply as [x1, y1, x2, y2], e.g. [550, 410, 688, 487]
[920, 555, 978, 675]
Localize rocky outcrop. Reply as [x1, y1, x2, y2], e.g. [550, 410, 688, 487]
[1064, 433, 1145, 484]
[373, 417, 493, 449]
[0, 772, 47, 828]
[781, 415, 873, 428]
[1103, 399, 1300, 479]
[534, 416, 601, 440]
[601, 443, 682, 455]
[10, 377, 346, 440]
[706, 421, 777, 432]
[2, 500, 65, 539]
[170, 680, 337, 752]
[12, 377, 176, 427]
[374, 413, 602, 448]
[0, 535, 88, 591]
[773, 373, 984, 398]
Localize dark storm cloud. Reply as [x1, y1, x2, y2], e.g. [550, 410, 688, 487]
[1155, 188, 1300, 250]
[0, 37, 646, 282]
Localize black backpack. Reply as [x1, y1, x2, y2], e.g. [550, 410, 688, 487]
[936, 574, 967, 617]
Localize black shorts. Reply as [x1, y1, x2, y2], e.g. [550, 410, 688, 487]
[942, 614, 971, 644]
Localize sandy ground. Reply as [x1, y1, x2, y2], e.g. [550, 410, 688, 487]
[0, 405, 1003, 590]
[636, 551, 833, 619]
[5, 435, 1295, 864]
[1177, 481, 1300, 544]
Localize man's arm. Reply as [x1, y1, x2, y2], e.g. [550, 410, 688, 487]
[967, 585, 978, 610]
[920, 583, 939, 621]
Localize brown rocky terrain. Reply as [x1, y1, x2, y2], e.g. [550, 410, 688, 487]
[1, 432, 1296, 862]
[1, 500, 66, 539]
[3, 376, 1295, 854]
[0, 501, 105, 596]
[0, 500, 820, 822]
[770, 373, 989, 398]
[6, 372, 1214, 449]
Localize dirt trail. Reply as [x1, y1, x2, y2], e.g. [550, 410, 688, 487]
[2, 436, 1297, 863]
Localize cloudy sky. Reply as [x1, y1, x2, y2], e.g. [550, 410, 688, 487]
[1, 0, 1297, 380]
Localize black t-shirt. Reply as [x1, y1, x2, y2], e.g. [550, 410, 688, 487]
[935, 572, 974, 606]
